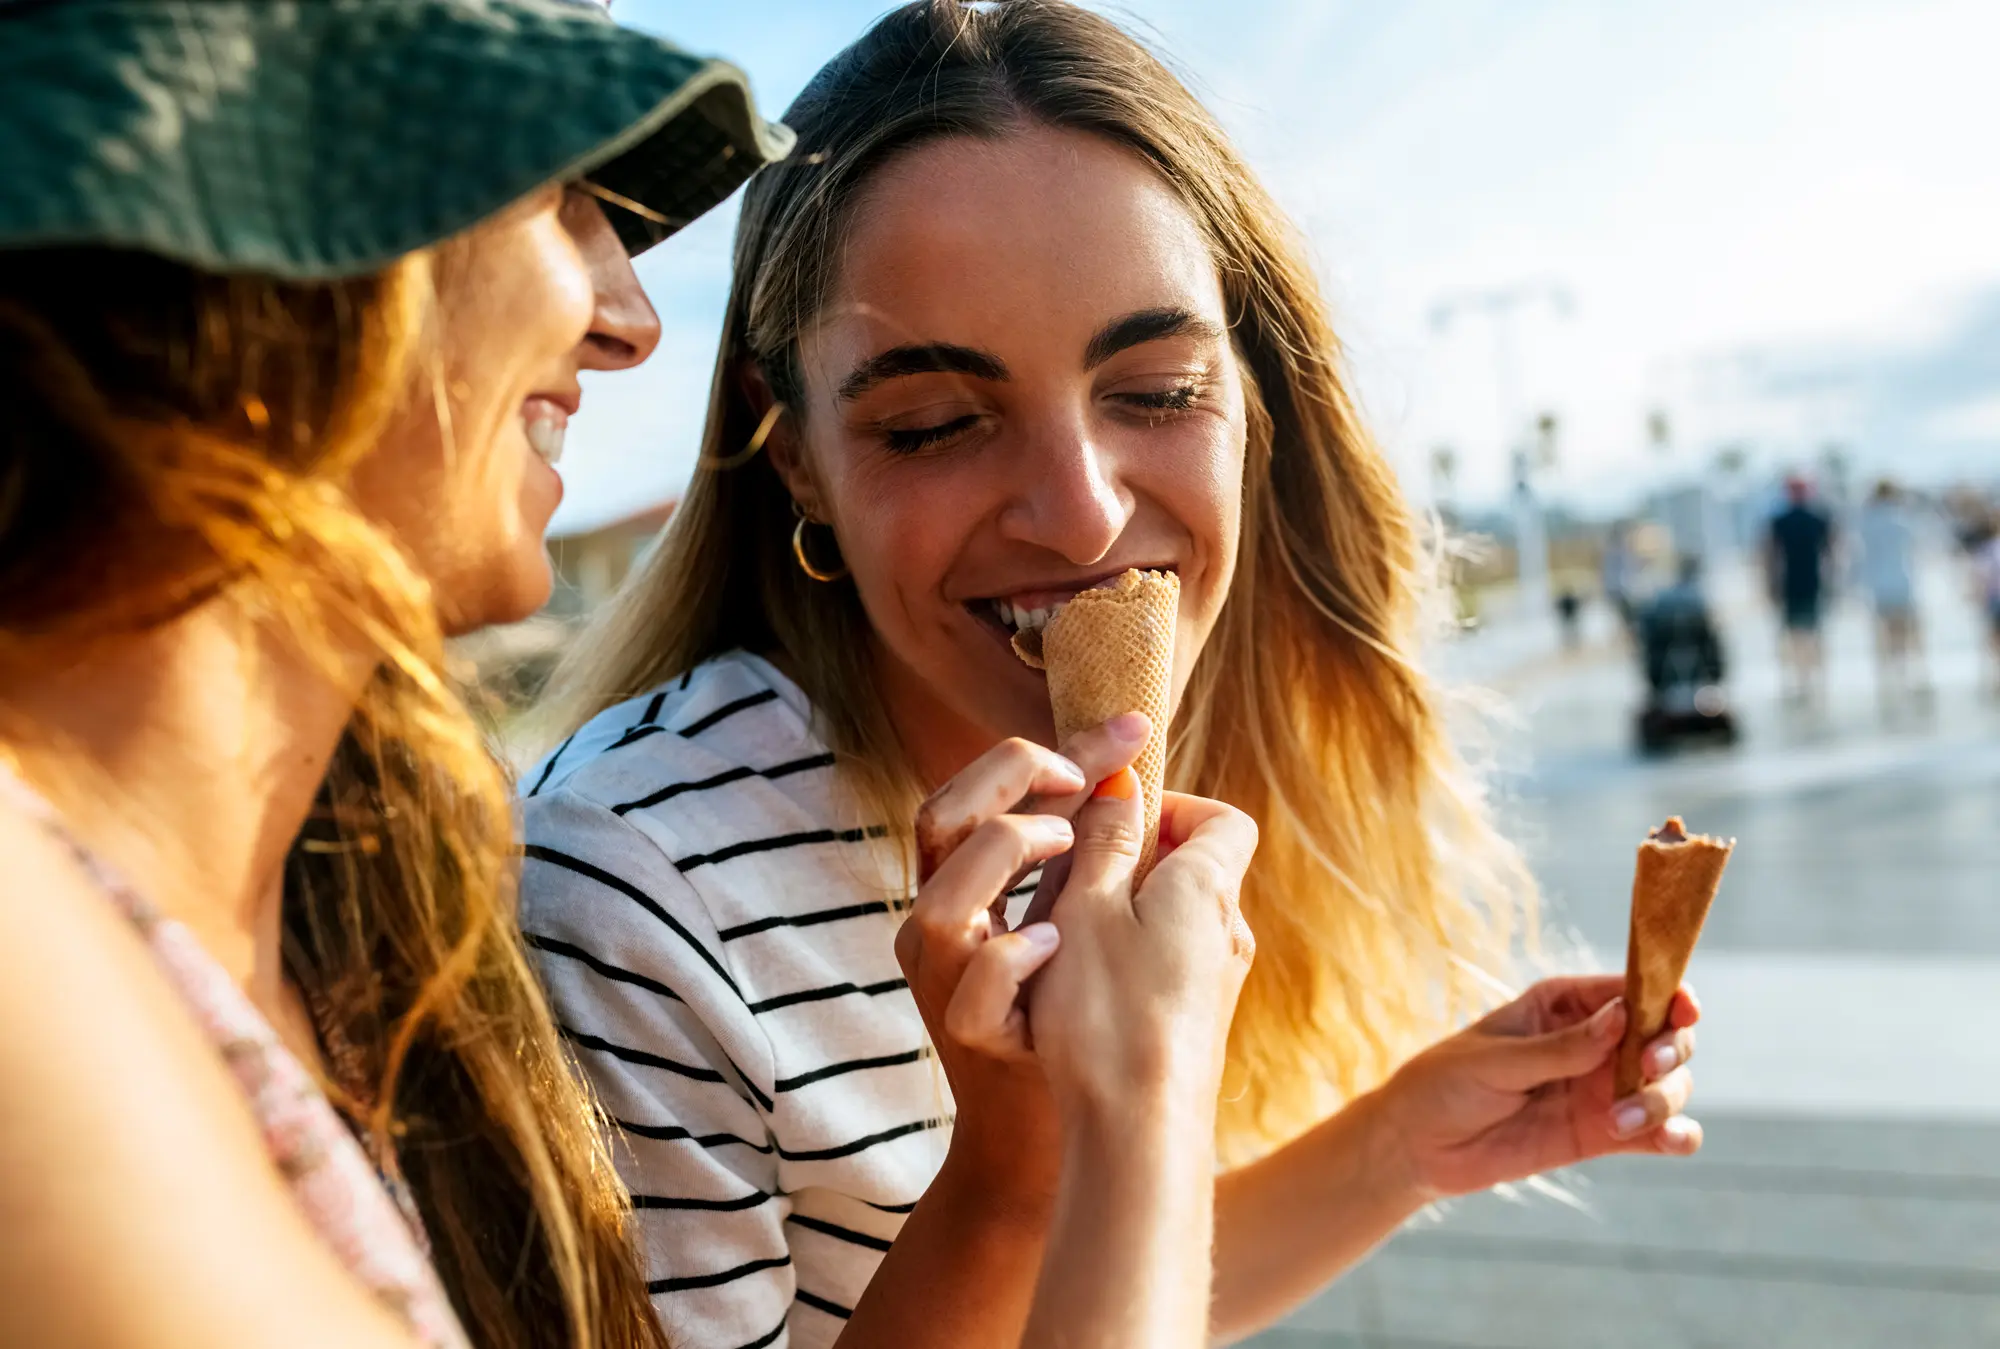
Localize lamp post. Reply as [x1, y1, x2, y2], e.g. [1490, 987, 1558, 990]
[1431, 280, 1572, 620]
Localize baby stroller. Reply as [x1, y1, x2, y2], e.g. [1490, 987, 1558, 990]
[1635, 562, 1738, 755]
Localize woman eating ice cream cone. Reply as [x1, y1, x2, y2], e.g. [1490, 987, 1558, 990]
[523, 2, 1705, 1345]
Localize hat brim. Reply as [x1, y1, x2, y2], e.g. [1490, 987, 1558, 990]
[0, 0, 791, 279]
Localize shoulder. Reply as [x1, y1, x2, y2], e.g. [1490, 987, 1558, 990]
[519, 650, 855, 893]
[523, 651, 826, 812]
[517, 650, 887, 995]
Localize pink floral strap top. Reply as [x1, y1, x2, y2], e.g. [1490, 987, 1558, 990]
[0, 764, 472, 1349]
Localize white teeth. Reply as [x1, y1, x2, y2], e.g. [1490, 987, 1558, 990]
[991, 601, 1065, 633]
[526, 419, 565, 465]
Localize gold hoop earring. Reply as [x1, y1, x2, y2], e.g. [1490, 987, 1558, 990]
[791, 513, 849, 583]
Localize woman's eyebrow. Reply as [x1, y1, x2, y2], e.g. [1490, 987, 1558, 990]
[836, 343, 1010, 401]
[1083, 306, 1225, 370]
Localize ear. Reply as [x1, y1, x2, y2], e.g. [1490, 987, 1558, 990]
[740, 361, 820, 515]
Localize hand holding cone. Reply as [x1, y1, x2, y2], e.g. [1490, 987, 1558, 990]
[1614, 816, 1733, 1098]
[1013, 569, 1179, 881]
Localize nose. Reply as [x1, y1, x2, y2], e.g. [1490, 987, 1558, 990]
[998, 412, 1132, 565]
[562, 190, 663, 372]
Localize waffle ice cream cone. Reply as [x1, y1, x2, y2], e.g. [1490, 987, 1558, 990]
[1012, 569, 1179, 880]
[1614, 816, 1733, 1098]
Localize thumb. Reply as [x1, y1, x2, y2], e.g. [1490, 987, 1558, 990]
[1477, 997, 1625, 1093]
[1060, 766, 1145, 910]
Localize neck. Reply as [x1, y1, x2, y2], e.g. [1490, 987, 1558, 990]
[0, 602, 370, 1022]
[870, 638, 1000, 792]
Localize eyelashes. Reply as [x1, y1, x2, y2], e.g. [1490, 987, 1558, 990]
[883, 413, 982, 454]
[879, 387, 1202, 454]
[1122, 386, 1199, 413]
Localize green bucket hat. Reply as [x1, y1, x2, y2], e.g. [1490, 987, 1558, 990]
[0, 0, 793, 279]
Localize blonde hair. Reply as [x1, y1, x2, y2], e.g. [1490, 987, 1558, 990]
[0, 242, 664, 1348]
[547, 0, 1536, 1160]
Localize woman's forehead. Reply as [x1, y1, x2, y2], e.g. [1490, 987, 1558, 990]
[818, 125, 1227, 354]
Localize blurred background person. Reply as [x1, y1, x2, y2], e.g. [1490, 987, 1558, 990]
[1972, 513, 2000, 699]
[1600, 519, 1644, 640]
[1555, 586, 1585, 651]
[1765, 474, 1835, 706]
[1854, 479, 1931, 710]
[1634, 556, 1734, 754]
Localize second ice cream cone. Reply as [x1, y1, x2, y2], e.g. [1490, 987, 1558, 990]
[1614, 816, 1733, 1098]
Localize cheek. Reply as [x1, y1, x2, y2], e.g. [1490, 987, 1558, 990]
[835, 465, 967, 628]
[349, 412, 452, 563]
[1156, 414, 1247, 600]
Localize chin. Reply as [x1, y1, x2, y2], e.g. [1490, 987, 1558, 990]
[974, 669, 1061, 749]
[439, 554, 555, 637]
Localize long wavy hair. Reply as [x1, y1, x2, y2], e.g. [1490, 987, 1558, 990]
[546, 0, 1537, 1160]
[0, 240, 665, 1349]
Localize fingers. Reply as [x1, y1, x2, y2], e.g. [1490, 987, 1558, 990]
[1143, 797, 1259, 899]
[1641, 1023, 1697, 1082]
[1018, 850, 1071, 929]
[914, 738, 1089, 882]
[1474, 996, 1626, 1092]
[1668, 983, 1702, 1029]
[1058, 767, 1147, 907]
[943, 925, 1062, 1061]
[898, 813, 1074, 983]
[1609, 1064, 1694, 1140]
[1646, 1115, 1704, 1156]
[1043, 713, 1151, 811]
[1153, 790, 1238, 860]
[1139, 797, 1259, 961]
[1474, 974, 1624, 1038]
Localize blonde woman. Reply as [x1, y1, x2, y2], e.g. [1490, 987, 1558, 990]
[527, 2, 1703, 1346]
[0, 3, 1253, 1348]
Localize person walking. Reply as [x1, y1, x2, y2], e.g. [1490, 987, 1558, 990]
[1972, 515, 2000, 699]
[1766, 474, 1835, 705]
[1601, 520, 1644, 639]
[1854, 479, 1931, 709]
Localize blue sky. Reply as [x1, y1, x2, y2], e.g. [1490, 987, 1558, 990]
[555, 0, 2000, 532]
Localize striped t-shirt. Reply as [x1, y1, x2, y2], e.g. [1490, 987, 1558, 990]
[519, 652, 951, 1349]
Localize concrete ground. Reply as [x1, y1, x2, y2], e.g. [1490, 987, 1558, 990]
[1248, 552, 2000, 1348]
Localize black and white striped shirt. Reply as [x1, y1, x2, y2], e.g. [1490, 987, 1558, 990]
[519, 653, 944, 1349]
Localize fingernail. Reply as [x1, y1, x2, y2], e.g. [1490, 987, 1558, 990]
[1650, 1043, 1679, 1075]
[1053, 756, 1087, 787]
[1661, 1115, 1698, 1145]
[1105, 712, 1150, 745]
[1611, 1101, 1648, 1137]
[1020, 922, 1060, 953]
[1592, 999, 1623, 1036]
[1092, 766, 1140, 800]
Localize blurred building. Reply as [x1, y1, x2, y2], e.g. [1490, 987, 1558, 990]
[545, 498, 675, 616]
[453, 498, 675, 709]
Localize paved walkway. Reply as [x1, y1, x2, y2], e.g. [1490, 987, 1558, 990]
[1249, 552, 2000, 1348]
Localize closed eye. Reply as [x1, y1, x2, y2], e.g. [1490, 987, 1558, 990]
[883, 413, 982, 454]
[1117, 386, 1200, 415]
[1120, 386, 1192, 406]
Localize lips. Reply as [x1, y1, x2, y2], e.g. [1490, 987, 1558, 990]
[522, 394, 575, 466]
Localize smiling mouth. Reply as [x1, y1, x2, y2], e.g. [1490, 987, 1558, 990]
[522, 396, 574, 466]
[966, 565, 1179, 643]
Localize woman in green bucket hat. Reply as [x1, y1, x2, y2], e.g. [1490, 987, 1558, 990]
[0, 3, 1255, 1347]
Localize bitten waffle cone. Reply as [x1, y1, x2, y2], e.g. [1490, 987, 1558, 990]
[1013, 569, 1179, 880]
[1614, 816, 1734, 1098]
